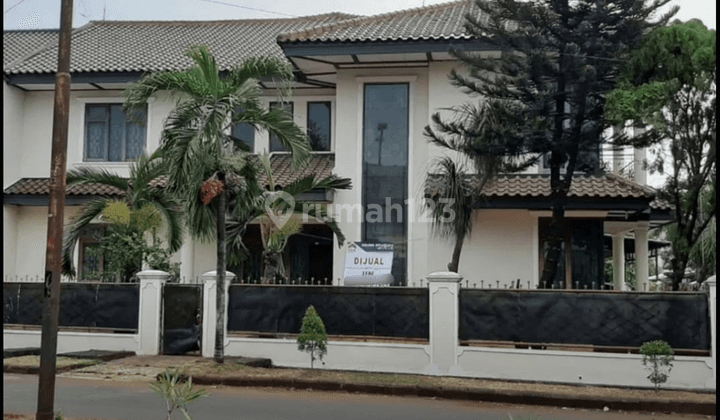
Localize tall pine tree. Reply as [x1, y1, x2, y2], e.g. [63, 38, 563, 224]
[426, 0, 677, 286]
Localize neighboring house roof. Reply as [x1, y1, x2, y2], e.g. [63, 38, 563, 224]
[3, 153, 335, 199]
[3, 13, 355, 75]
[278, 0, 476, 43]
[3, 29, 59, 70]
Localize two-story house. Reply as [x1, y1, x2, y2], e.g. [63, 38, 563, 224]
[3, 1, 671, 290]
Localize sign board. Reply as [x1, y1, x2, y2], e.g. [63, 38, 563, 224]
[343, 242, 394, 286]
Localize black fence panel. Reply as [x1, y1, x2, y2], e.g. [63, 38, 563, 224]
[227, 285, 429, 339]
[3, 283, 139, 330]
[162, 284, 202, 355]
[459, 290, 710, 350]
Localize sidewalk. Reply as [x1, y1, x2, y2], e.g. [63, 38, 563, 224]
[4, 353, 716, 416]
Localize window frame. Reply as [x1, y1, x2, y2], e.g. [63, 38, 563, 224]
[78, 98, 149, 163]
[306, 101, 332, 152]
[269, 101, 294, 153]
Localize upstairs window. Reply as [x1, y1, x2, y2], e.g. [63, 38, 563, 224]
[230, 107, 255, 153]
[307, 102, 331, 151]
[84, 104, 147, 162]
[269, 101, 293, 152]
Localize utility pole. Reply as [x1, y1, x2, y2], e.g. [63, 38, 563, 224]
[36, 0, 73, 419]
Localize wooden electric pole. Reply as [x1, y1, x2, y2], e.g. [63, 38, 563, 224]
[36, 0, 74, 419]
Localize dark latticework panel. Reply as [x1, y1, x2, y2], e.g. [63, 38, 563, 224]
[3, 283, 139, 330]
[227, 285, 429, 339]
[459, 290, 710, 350]
[162, 284, 202, 355]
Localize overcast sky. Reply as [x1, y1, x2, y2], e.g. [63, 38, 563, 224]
[3, 0, 717, 30]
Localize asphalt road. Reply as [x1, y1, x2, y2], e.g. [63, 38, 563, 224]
[3, 374, 711, 420]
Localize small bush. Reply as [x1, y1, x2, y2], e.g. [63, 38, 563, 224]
[150, 367, 210, 420]
[639, 340, 674, 390]
[297, 305, 328, 368]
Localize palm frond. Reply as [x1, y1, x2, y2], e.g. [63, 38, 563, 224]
[66, 167, 129, 191]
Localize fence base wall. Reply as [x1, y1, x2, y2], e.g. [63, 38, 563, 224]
[455, 346, 714, 390]
[225, 337, 432, 374]
[3, 329, 139, 354]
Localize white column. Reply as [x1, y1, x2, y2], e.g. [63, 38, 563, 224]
[612, 234, 625, 291]
[137, 270, 170, 355]
[634, 223, 649, 291]
[201, 270, 235, 358]
[180, 234, 195, 283]
[633, 125, 646, 185]
[612, 125, 624, 175]
[707, 276, 716, 385]
[425, 271, 462, 375]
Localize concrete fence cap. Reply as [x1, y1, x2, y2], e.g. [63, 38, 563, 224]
[136, 270, 171, 281]
[426, 271, 463, 282]
[201, 270, 237, 282]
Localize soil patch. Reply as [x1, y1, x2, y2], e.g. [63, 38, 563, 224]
[4, 355, 102, 375]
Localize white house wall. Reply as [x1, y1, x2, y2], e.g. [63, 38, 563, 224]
[3, 205, 20, 279]
[7, 205, 80, 280]
[3, 82, 25, 189]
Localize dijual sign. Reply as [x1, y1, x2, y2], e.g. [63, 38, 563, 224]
[343, 242, 394, 286]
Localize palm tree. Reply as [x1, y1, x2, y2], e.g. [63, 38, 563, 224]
[61, 150, 184, 280]
[424, 100, 506, 274]
[123, 45, 310, 363]
[254, 153, 351, 284]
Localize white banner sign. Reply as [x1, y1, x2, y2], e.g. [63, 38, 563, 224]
[343, 242, 394, 286]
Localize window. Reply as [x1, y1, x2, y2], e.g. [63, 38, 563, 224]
[78, 225, 107, 281]
[307, 102, 331, 151]
[84, 104, 147, 162]
[269, 101, 293, 152]
[231, 108, 255, 152]
[538, 218, 605, 289]
[362, 84, 409, 285]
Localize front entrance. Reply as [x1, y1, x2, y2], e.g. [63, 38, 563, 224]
[162, 284, 202, 355]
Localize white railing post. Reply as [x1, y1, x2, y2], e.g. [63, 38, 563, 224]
[426, 271, 463, 375]
[201, 270, 235, 358]
[137, 270, 170, 355]
[707, 276, 716, 385]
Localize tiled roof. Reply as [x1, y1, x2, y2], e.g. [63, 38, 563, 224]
[3, 29, 58, 69]
[3, 153, 335, 197]
[3, 177, 125, 196]
[3, 13, 355, 75]
[258, 153, 335, 187]
[426, 173, 670, 208]
[278, 0, 476, 43]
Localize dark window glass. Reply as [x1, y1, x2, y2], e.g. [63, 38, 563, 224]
[84, 104, 147, 162]
[538, 218, 604, 289]
[269, 101, 293, 152]
[231, 108, 255, 152]
[362, 84, 409, 285]
[307, 102, 331, 151]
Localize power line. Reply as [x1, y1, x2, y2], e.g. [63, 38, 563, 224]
[199, 0, 297, 18]
[4, 0, 28, 14]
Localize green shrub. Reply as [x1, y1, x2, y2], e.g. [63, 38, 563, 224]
[150, 368, 210, 420]
[639, 340, 674, 390]
[297, 305, 328, 368]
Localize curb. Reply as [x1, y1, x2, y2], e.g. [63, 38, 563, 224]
[189, 375, 716, 416]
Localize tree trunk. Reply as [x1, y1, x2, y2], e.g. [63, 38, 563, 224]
[447, 237, 464, 273]
[214, 173, 226, 364]
[262, 251, 285, 284]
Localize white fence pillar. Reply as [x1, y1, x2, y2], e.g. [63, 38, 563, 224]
[137, 270, 170, 355]
[707, 276, 716, 384]
[426, 271, 462, 375]
[201, 270, 235, 359]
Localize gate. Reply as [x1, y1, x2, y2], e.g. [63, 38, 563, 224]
[162, 284, 203, 355]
